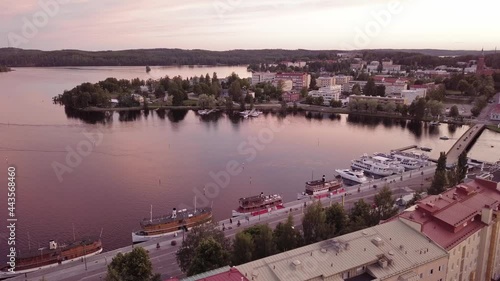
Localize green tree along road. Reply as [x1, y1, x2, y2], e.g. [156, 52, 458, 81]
[302, 202, 333, 244]
[176, 224, 230, 275]
[273, 214, 303, 252]
[428, 152, 448, 195]
[187, 237, 231, 276]
[105, 247, 161, 281]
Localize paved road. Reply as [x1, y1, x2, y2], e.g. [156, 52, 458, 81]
[9, 166, 436, 281]
[446, 124, 485, 164]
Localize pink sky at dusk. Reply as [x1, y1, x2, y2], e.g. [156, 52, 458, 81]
[1, 0, 498, 51]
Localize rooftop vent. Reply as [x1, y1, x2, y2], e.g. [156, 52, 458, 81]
[320, 248, 327, 254]
[378, 258, 388, 268]
[388, 250, 394, 256]
[426, 202, 435, 208]
[372, 237, 384, 247]
[399, 245, 404, 250]
[362, 230, 368, 235]
[292, 260, 302, 270]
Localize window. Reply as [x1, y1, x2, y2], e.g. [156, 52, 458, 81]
[430, 269, 434, 274]
[439, 265, 443, 271]
[419, 273, 423, 278]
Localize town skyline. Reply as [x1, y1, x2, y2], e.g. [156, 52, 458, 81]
[1, 0, 499, 51]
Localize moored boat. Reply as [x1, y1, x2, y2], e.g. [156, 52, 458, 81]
[440, 136, 449, 140]
[335, 169, 368, 184]
[297, 177, 344, 200]
[0, 238, 102, 276]
[132, 207, 212, 243]
[232, 192, 283, 217]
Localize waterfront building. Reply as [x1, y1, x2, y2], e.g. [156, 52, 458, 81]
[401, 89, 426, 104]
[236, 220, 448, 281]
[251, 72, 276, 85]
[394, 178, 500, 281]
[349, 95, 406, 106]
[282, 92, 300, 103]
[309, 86, 341, 105]
[275, 72, 311, 90]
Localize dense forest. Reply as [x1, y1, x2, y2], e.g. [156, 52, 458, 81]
[2, 48, 500, 69]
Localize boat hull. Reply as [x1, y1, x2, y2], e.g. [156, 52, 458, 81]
[1, 247, 102, 277]
[232, 204, 284, 217]
[297, 187, 346, 200]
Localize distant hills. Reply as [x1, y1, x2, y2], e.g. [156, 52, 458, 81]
[0, 47, 497, 67]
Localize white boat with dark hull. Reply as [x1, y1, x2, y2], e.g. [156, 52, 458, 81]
[335, 169, 368, 184]
[390, 151, 429, 169]
[351, 154, 404, 177]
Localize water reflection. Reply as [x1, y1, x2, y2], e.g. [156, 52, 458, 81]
[198, 111, 224, 123]
[448, 124, 458, 134]
[155, 109, 167, 119]
[64, 106, 108, 124]
[406, 120, 423, 138]
[118, 110, 142, 122]
[167, 109, 188, 123]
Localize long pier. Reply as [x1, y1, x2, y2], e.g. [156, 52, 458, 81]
[446, 124, 485, 165]
[7, 165, 437, 281]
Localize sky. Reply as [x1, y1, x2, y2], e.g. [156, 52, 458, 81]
[0, 0, 498, 51]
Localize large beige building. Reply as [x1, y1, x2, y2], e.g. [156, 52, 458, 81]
[236, 220, 448, 281]
[317, 77, 336, 88]
[396, 178, 500, 281]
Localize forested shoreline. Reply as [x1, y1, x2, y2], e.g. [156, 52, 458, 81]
[2, 48, 500, 69]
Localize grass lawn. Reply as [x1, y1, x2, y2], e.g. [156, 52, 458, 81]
[182, 99, 198, 106]
[487, 125, 500, 133]
[445, 90, 463, 95]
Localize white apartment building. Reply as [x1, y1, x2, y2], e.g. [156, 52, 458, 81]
[401, 89, 426, 104]
[251, 72, 276, 85]
[309, 85, 341, 105]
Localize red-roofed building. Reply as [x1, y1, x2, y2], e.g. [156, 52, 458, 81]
[275, 72, 311, 90]
[190, 267, 249, 281]
[491, 104, 500, 121]
[392, 178, 500, 281]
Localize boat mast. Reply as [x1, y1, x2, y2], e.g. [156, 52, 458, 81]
[99, 228, 104, 238]
[72, 223, 76, 241]
[150, 205, 153, 222]
[194, 196, 197, 212]
[27, 232, 31, 251]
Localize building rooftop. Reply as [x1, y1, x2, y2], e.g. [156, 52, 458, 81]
[491, 104, 500, 114]
[397, 178, 500, 250]
[181, 267, 249, 281]
[236, 220, 447, 281]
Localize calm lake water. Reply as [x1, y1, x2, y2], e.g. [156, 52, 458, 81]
[0, 66, 498, 256]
